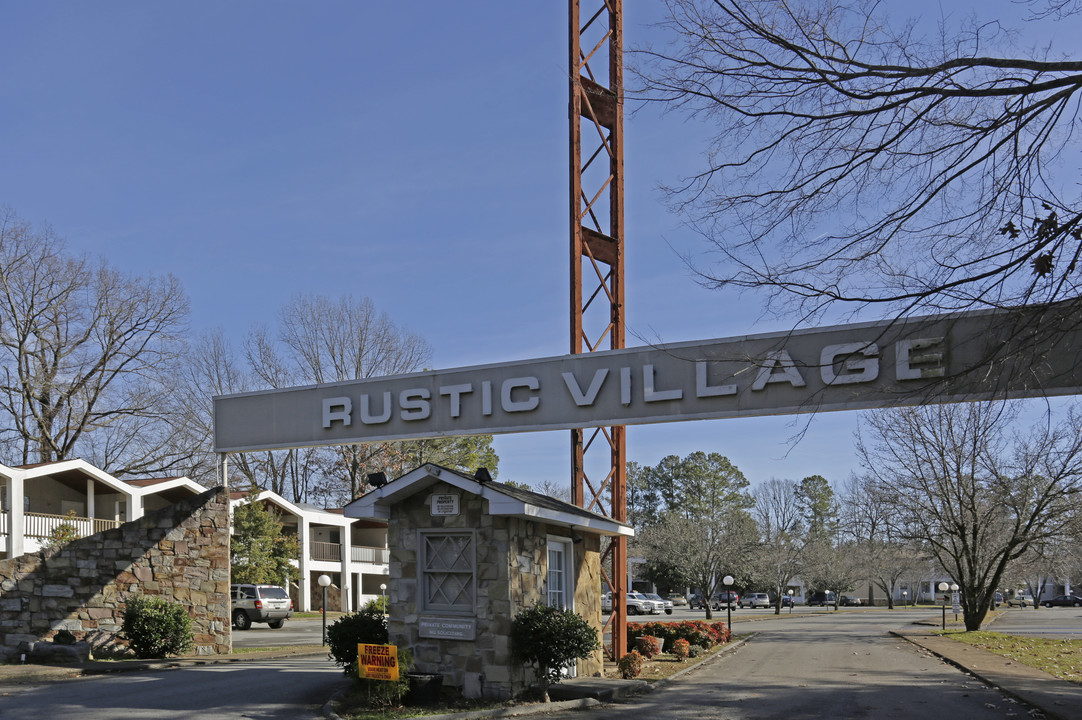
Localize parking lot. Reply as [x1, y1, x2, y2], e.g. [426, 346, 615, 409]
[230, 617, 327, 649]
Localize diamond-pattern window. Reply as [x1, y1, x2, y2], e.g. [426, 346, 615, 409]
[421, 531, 475, 614]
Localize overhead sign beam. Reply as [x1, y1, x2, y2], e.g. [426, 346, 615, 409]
[213, 303, 1082, 453]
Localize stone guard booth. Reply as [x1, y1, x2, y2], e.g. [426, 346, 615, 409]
[344, 464, 632, 700]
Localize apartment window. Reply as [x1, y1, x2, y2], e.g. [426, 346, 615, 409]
[420, 530, 476, 615]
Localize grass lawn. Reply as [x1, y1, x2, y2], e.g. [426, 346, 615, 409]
[942, 630, 1082, 685]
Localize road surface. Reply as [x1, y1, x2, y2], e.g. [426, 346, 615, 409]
[543, 609, 1047, 719]
[0, 655, 348, 720]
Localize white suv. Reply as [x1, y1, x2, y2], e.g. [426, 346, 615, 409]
[739, 593, 771, 609]
[231, 584, 293, 630]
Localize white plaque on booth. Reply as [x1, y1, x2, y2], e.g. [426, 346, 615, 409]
[431, 494, 460, 516]
[420, 616, 476, 641]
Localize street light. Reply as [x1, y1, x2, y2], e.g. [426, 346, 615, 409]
[723, 575, 734, 629]
[380, 583, 387, 616]
[787, 589, 794, 614]
[318, 574, 331, 645]
[902, 590, 908, 609]
[938, 581, 949, 629]
[950, 583, 960, 622]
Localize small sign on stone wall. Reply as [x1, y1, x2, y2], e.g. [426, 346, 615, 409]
[430, 493, 460, 516]
[419, 616, 476, 641]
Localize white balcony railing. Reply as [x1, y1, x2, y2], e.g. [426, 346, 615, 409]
[0, 511, 120, 540]
[352, 545, 389, 564]
[306, 542, 389, 564]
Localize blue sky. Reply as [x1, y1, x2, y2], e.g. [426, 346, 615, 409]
[0, 1, 1068, 492]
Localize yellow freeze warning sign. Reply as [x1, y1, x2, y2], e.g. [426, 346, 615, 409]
[357, 643, 399, 681]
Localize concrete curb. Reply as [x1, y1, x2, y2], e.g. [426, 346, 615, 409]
[643, 632, 754, 691]
[323, 635, 754, 719]
[321, 688, 601, 720]
[892, 630, 1082, 720]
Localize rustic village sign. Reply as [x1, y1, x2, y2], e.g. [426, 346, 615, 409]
[214, 303, 1082, 452]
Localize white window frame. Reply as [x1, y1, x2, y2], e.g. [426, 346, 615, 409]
[545, 535, 574, 611]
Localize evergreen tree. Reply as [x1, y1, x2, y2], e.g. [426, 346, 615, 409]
[231, 499, 301, 586]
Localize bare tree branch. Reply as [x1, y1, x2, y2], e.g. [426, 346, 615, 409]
[633, 0, 1082, 326]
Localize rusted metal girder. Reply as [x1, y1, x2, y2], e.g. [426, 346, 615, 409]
[569, 0, 627, 660]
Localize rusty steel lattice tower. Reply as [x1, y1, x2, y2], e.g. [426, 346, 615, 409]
[569, 0, 627, 659]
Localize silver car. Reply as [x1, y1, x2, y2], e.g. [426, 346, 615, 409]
[739, 592, 771, 609]
[645, 592, 674, 615]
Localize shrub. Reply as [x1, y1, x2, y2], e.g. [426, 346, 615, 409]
[635, 635, 661, 659]
[43, 511, 80, 550]
[671, 638, 691, 661]
[715, 621, 732, 644]
[617, 650, 644, 679]
[511, 602, 600, 702]
[121, 595, 193, 659]
[327, 607, 389, 672]
[626, 620, 730, 653]
[363, 595, 388, 615]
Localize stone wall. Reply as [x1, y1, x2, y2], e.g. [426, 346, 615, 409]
[386, 481, 604, 701]
[0, 486, 230, 661]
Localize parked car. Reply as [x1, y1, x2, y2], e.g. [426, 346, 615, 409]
[665, 593, 688, 606]
[739, 592, 771, 609]
[602, 592, 661, 614]
[713, 591, 739, 610]
[231, 583, 293, 630]
[645, 592, 674, 614]
[807, 591, 836, 607]
[1042, 594, 1082, 608]
[629, 592, 663, 615]
[781, 594, 798, 607]
[1007, 593, 1034, 608]
[839, 595, 863, 607]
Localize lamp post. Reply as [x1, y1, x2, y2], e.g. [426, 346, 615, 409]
[380, 583, 387, 616]
[938, 581, 949, 629]
[318, 574, 331, 645]
[902, 590, 908, 609]
[723, 575, 734, 629]
[950, 583, 960, 622]
[787, 589, 794, 614]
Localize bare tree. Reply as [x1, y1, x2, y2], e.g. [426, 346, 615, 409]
[187, 296, 498, 505]
[801, 539, 864, 610]
[254, 293, 433, 499]
[751, 477, 806, 614]
[635, 1, 1082, 325]
[641, 507, 759, 620]
[857, 401, 1082, 629]
[841, 473, 929, 607]
[0, 208, 192, 475]
[1008, 534, 1081, 606]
